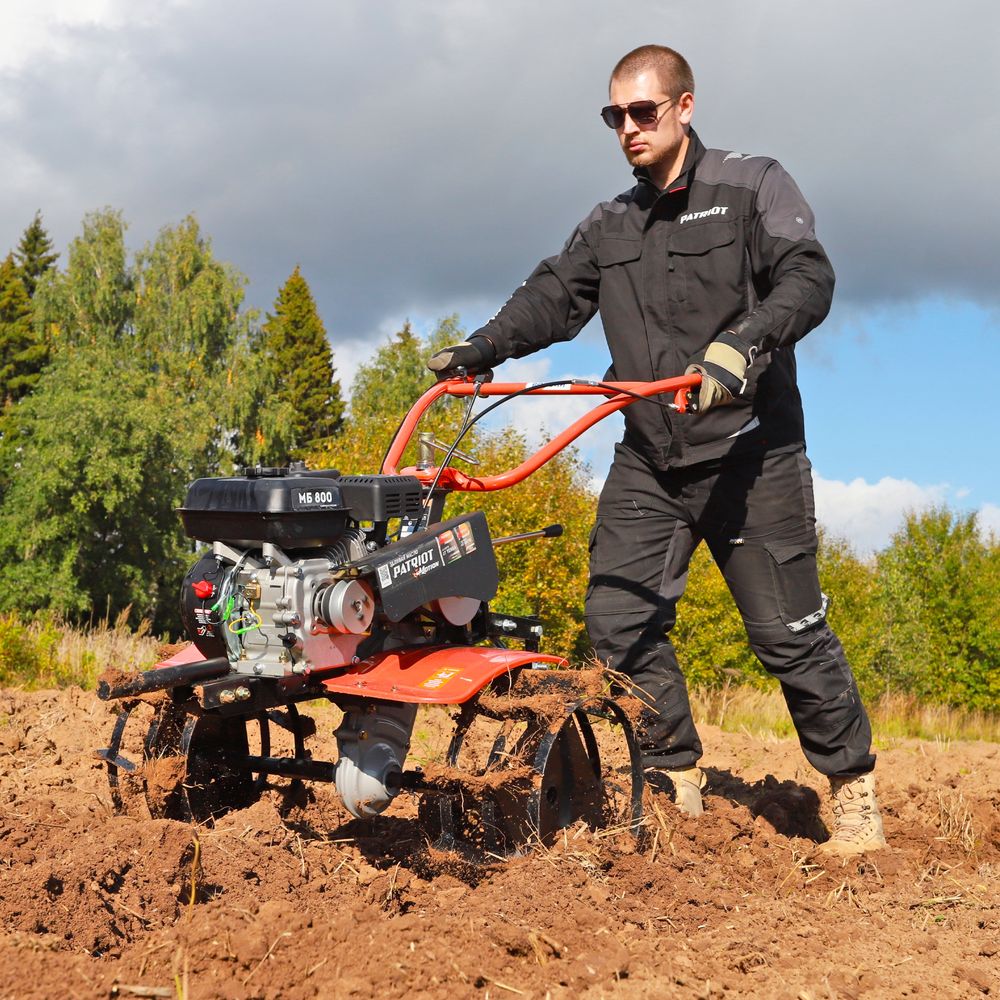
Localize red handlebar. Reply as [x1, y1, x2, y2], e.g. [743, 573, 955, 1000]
[381, 374, 701, 492]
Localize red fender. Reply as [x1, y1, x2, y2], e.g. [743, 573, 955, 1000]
[319, 646, 568, 704]
[150, 642, 567, 705]
[154, 643, 206, 669]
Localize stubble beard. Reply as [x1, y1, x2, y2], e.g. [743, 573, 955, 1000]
[622, 132, 684, 184]
[624, 144, 671, 171]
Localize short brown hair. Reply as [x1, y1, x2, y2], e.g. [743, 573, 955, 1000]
[610, 45, 694, 99]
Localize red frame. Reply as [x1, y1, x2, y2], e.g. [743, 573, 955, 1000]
[381, 374, 700, 491]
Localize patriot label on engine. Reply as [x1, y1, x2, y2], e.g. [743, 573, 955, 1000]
[360, 512, 498, 622]
[376, 521, 478, 589]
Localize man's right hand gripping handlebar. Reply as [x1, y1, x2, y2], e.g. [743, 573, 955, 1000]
[426, 335, 497, 380]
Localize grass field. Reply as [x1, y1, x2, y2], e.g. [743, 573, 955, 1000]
[2, 611, 997, 743]
[690, 682, 1000, 744]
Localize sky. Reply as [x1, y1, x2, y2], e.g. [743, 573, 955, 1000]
[1, 0, 998, 555]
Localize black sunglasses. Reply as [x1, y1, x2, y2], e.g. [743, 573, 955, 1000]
[600, 98, 673, 130]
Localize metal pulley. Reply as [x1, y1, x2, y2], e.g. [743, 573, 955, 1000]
[315, 579, 375, 634]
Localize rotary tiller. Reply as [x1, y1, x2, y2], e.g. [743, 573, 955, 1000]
[96, 372, 699, 852]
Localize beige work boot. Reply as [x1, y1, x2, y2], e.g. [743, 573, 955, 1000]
[817, 771, 886, 856]
[664, 767, 707, 817]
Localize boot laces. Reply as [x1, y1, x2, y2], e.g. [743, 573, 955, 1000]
[830, 779, 874, 842]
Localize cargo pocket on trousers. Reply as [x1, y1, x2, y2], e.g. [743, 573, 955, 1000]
[587, 522, 600, 554]
[763, 540, 826, 634]
[584, 520, 605, 611]
[585, 517, 642, 616]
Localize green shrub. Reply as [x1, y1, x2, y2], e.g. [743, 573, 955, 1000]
[0, 612, 62, 688]
[0, 609, 160, 690]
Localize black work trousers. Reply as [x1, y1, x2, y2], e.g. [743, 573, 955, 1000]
[584, 442, 875, 778]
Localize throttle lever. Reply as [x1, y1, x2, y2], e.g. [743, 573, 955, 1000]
[492, 524, 564, 547]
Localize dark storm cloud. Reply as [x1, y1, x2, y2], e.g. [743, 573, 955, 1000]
[1, 0, 997, 341]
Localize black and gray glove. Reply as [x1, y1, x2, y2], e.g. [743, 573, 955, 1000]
[684, 331, 757, 413]
[426, 336, 497, 379]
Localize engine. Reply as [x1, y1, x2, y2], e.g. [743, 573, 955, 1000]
[175, 462, 499, 816]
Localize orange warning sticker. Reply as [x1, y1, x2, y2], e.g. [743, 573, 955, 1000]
[420, 667, 461, 690]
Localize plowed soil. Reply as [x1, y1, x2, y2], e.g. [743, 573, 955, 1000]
[0, 685, 997, 999]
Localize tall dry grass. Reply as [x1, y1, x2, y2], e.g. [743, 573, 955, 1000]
[0, 612, 996, 743]
[690, 682, 1000, 744]
[0, 608, 163, 690]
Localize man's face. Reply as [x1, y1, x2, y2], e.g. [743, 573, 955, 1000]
[608, 70, 694, 182]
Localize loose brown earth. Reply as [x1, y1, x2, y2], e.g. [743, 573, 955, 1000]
[0, 685, 997, 999]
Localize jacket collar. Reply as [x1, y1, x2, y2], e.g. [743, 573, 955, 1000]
[633, 127, 706, 195]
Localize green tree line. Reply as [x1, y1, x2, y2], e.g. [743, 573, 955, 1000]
[0, 209, 996, 712]
[0, 210, 343, 626]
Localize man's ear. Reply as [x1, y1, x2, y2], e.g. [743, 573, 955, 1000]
[677, 91, 695, 126]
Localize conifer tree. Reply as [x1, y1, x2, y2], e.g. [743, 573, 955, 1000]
[0, 209, 267, 628]
[15, 211, 58, 298]
[0, 253, 42, 404]
[261, 266, 344, 458]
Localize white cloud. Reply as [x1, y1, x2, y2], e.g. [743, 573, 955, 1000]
[814, 473, 951, 556]
[0, 1, 142, 72]
[978, 503, 1000, 542]
[814, 474, 1000, 554]
[331, 336, 379, 407]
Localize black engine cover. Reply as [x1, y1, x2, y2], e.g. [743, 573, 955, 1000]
[179, 468, 348, 547]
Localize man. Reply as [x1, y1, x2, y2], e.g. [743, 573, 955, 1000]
[428, 45, 884, 856]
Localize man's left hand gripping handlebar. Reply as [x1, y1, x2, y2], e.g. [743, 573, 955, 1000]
[426, 336, 497, 380]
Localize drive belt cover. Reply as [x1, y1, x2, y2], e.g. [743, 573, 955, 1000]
[360, 512, 498, 621]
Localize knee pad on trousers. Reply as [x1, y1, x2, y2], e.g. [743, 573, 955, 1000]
[747, 624, 855, 699]
[744, 620, 837, 672]
[741, 594, 828, 649]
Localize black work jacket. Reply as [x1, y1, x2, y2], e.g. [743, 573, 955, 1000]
[476, 130, 836, 469]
